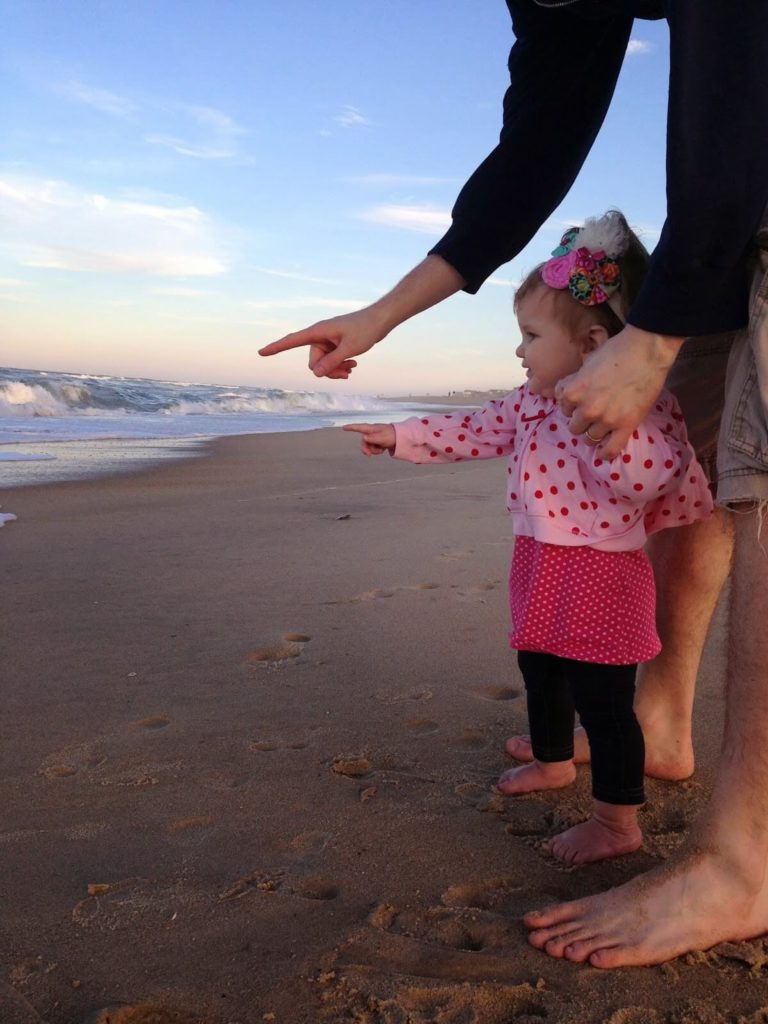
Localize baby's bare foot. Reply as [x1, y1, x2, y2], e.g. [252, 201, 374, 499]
[496, 759, 576, 796]
[505, 728, 591, 765]
[545, 802, 642, 865]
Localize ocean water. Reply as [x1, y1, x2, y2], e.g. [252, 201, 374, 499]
[0, 366, 430, 489]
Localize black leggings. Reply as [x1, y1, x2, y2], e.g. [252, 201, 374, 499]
[518, 650, 645, 806]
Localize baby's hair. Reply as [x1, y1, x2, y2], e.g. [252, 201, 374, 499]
[515, 210, 650, 340]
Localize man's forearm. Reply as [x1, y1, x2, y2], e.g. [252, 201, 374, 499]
[367, 255, 466, 337]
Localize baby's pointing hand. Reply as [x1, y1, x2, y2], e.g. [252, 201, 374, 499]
[342, 422, 396, 456]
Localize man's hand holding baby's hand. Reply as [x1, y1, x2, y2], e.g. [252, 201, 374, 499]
[343, 422, 396, 456]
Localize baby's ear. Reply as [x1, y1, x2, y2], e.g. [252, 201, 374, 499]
[583, 323, 610, 354]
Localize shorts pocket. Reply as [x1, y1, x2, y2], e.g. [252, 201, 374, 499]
[726, 252, 768, 469]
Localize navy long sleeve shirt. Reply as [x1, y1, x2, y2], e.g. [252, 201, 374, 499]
[429, 0, 768, 337]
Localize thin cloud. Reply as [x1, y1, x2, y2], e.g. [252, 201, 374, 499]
[0, 175, 229, 277]
[53, 75, 248, 161]
[487, 276, 520, 288]
[361, 204, 451, 235]
[252, 266, 341, 285]
[334, 105, 369, 128]
[0, 277, 32, 288]
[144, 134, 237, 160]
[245, 297, 368, 311]
[152, 286, 217, 297]
[627, 39, 653, 55]
[56, 79, 137, 117]
[343, 173, 458, 187]
[178, 104, 246, 137]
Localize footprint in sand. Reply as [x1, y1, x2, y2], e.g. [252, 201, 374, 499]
[248, 633, 311, 664]
[323, 588, 395, 606]
[199, 768, 253, 790]
[375, 688, 433, 704]
[287, 830, 334, 855]
[331, 755, 373, 778]
[440, 547, 474, 561]
[218, 867, 339, 903]
[325, 582, 441, 607]
[468, 684, 521, 702]
[454, 579, 503, 603]
[454, 783, 505, 814]
[448, 728, 490, 751]
[37, 743, 109, 780]
[132, 715, 170, 731]
[250, 735, 310, 752]
[219, 870, 285, 900]
[166, 816, 215, 845]
[297, 876, 339, 900]
[440, 877, 523, 913]
[72, 876, 207, 932]
[82, 1004, 201, 1024]
[317, 902, 547, 1022]
[404, 717, 440, 736]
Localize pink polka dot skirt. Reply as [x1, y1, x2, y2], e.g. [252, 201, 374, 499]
[509, 535, 661, 664]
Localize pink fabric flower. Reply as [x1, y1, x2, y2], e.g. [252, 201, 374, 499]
[541, 250, 578, 289]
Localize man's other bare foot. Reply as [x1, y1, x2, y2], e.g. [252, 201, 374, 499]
[544, 802, 642, 865]
[505, 719, 693, 782]
[524, 844, 768, 967]
[505, 729, 590, 765]
[496, 759, 576, 796]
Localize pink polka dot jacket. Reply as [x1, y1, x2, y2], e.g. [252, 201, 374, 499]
[393, 384, 714, 552]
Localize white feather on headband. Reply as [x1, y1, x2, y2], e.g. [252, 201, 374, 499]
[567, 210, 630, 258]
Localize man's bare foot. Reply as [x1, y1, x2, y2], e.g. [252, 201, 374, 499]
[496, 759, 576, 796]
[544, 802, 642, 865]
[524, 843, 768, 967]
[505, 729, 590, 765]
[505, 717, 694, 782]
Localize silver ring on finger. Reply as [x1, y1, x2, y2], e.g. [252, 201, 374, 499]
[584, 427, 603, 445]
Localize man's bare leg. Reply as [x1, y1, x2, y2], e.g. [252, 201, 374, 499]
[524, 508, 768, 967]
[505, 510, 733, 779]
[634, 508, 733, 778]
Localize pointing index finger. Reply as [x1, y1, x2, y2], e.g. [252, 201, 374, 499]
[259, 325, 330, 357]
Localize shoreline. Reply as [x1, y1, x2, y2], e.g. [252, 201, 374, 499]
[0, 392, 503, 490]
[1, 426, 737, 1023]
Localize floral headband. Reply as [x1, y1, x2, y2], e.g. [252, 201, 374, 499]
[540, 214, 626, 321]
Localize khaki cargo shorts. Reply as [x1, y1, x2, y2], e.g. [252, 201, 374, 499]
[665, 225, 768, 508]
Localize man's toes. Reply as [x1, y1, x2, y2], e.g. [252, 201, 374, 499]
[544, 933, 584, 958]
[562, 937, 605, 963]
[524, 902, 581, 929]
[527, 920, 583, 950]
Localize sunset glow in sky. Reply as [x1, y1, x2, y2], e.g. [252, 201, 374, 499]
[2, 2, 670, 394]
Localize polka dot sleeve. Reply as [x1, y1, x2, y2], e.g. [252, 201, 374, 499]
[577, 394, 714, 527]
[392, 387, 524, 465]
[579, 427, 689, 504]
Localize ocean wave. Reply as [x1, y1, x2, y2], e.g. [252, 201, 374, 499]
[0, 370, 390, 419]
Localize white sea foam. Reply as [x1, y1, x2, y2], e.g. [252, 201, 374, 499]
[0, 365, 414, 450]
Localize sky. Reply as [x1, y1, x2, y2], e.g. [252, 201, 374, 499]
[1, 1, 671, 396]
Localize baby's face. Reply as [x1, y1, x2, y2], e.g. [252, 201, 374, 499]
[514, 289, 584, 397]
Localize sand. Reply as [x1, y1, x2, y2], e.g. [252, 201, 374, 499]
[2, 422, 764, 1024]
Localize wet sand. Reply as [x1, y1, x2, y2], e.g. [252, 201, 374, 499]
[2, 423, 763, 1024]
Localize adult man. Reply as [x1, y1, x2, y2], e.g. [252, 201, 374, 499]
[260, 0, 768, 965]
